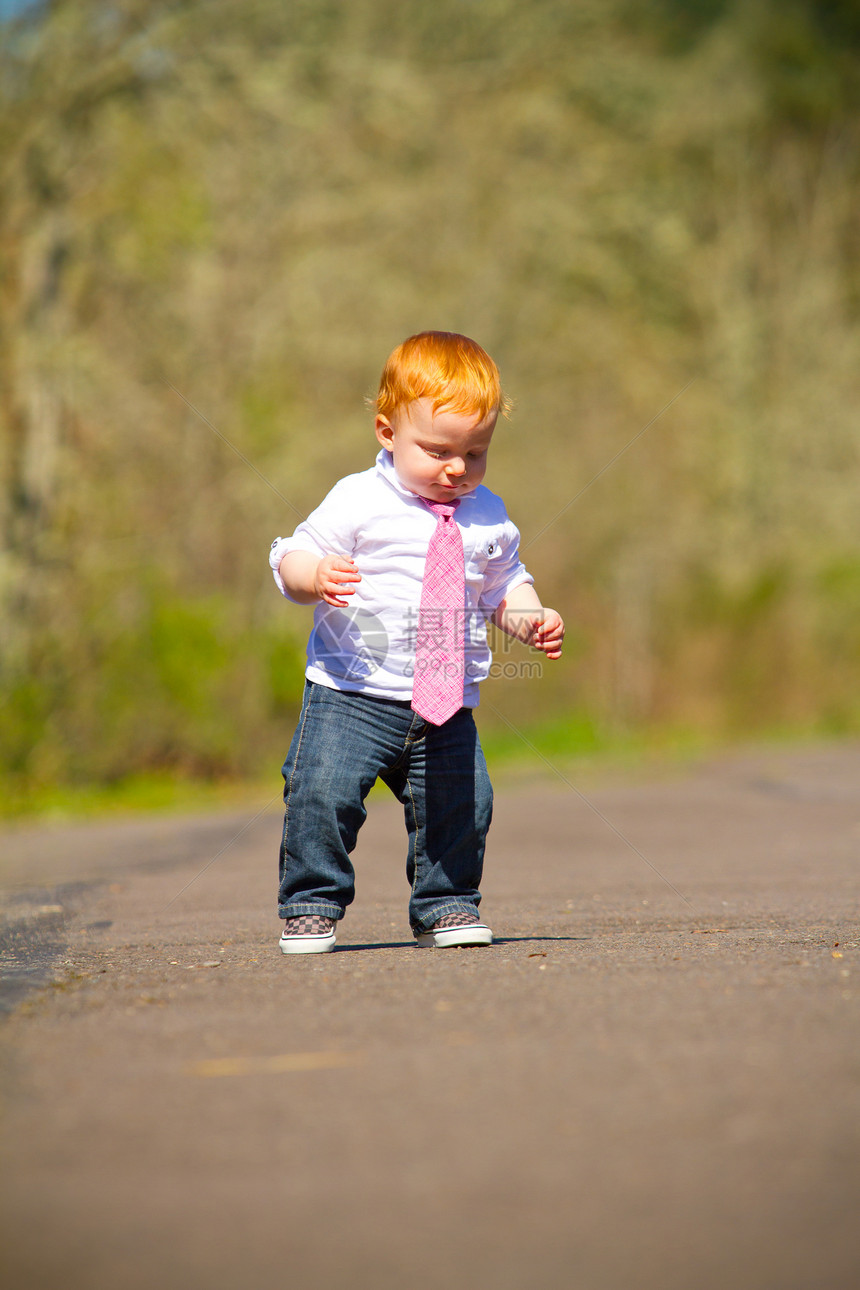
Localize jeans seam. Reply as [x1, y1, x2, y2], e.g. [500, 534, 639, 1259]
[404, 768, 422, 902]
[282, 685, 313, 867]
[388, 711, 425, 774]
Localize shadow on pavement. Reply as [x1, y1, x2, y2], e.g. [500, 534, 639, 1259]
[336, 934, 591, 952]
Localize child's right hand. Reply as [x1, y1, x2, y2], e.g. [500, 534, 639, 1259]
[314, 554, 361, 607]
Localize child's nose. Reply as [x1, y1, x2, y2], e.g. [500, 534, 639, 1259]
[447, 457, 466, 476]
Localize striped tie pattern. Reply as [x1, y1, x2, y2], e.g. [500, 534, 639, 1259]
[411, 499, 465, 725]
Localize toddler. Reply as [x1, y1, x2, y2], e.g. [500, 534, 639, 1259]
[269, 331, 564, 953]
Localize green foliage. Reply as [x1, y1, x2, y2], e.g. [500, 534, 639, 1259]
[1, 0, 859, 810]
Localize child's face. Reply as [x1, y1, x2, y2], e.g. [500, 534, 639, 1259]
[375, 398, 497, 503]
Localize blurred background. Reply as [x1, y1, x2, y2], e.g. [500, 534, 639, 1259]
[1, 0, 859, 815]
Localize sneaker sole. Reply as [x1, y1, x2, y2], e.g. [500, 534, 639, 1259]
[414, 924, 493, 949]
[279, 932, 337, 955]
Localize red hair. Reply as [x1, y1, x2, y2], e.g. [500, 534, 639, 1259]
[375, 331, 511, 420]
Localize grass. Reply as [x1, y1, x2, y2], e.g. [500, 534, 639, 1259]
[0, 771, 278, 825]
[2, 718, 855, 825]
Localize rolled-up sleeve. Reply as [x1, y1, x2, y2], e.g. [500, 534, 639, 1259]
[269, 479, 359, 602]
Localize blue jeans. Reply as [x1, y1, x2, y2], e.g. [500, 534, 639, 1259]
[278, 682, 494, 934]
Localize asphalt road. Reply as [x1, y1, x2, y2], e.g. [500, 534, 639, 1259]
[1, 742, 859, 1290]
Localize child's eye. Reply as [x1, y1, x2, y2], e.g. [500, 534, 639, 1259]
[424, 449, 444, 459]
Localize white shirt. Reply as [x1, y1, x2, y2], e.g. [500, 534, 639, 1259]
[269, 449, 533, 706]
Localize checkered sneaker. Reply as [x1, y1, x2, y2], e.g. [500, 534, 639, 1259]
[281, 915, 336, 937]
[430, 910, 481, 930]
[413, 908, 492, 948]
[279, 914, 337, 955]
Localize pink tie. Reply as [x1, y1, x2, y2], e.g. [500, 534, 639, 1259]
[411, 499, 465, 725]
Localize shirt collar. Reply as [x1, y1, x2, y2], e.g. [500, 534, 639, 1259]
[374, 448, 477, 505]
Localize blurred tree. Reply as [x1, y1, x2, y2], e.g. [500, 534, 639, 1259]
[1, 0, 858, 801]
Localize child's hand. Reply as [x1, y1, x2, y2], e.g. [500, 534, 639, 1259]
[494, 590, 565, 658]
[314, 554, 361, 607]
[532, 608, 564, 660]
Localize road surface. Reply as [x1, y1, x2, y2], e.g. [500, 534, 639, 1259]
[1, 742, 859, 1290]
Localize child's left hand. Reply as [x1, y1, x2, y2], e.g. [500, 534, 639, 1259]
[532, 608, 565, 659]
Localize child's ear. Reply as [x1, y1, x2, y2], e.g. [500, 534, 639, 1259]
[375, 416, 395, 451]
